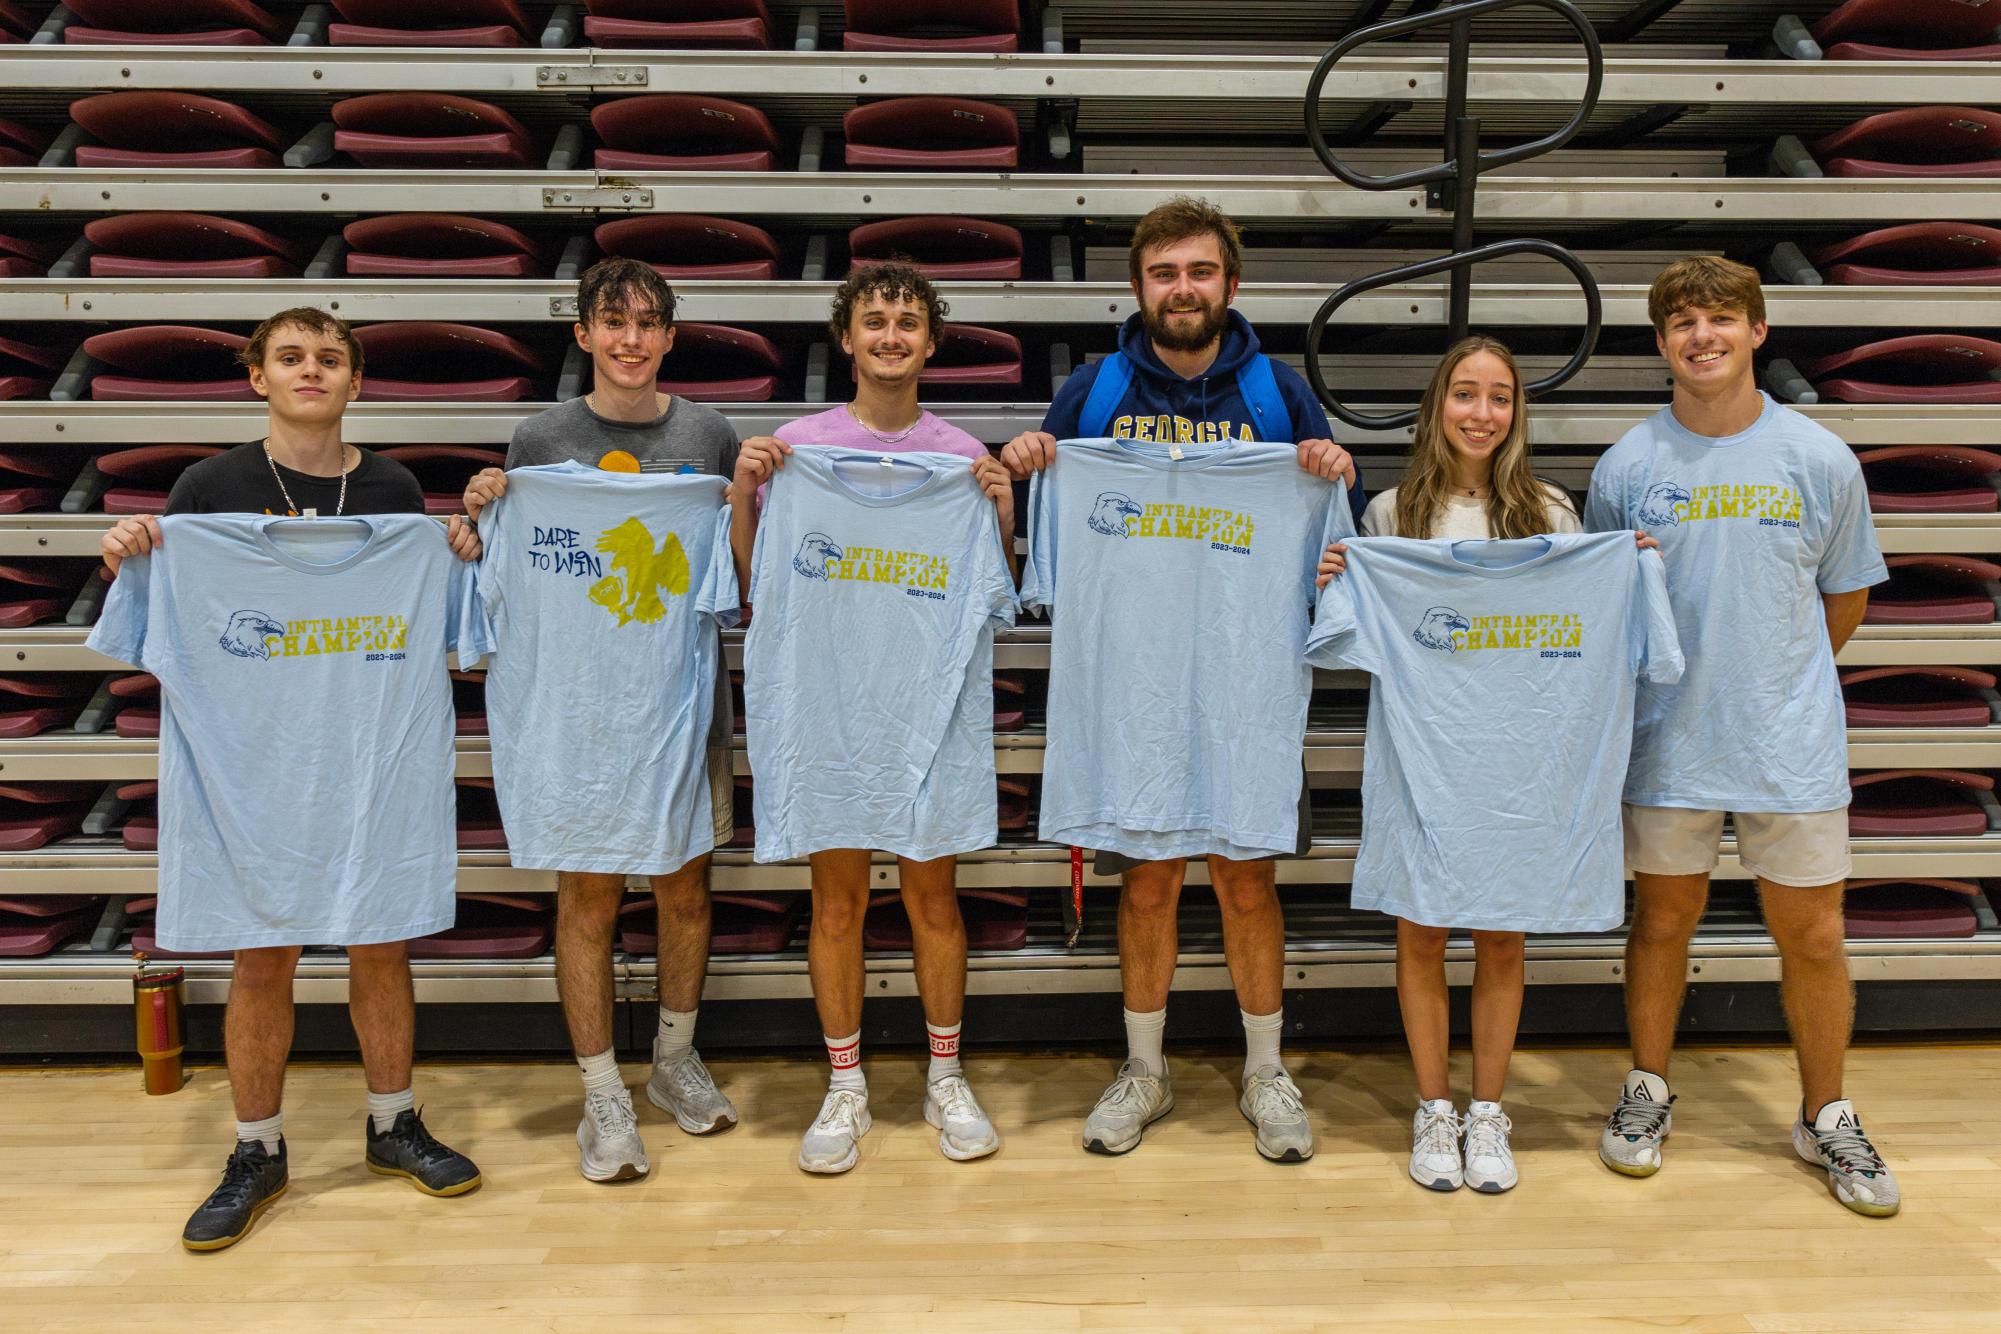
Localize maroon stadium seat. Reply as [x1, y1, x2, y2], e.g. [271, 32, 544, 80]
[379, 445, 508, 515]
[409, 894, 552, 959]
[450, 669, 486, 736]
[71, 93, 285, 169]
[584, 0, 772, 48]
[0, 1, 34, 40]
[1857, 445, 2001, 514]
[849, 216, 1023, 279]
[659, 323, 782, 402]
[353, 323, 543, 403]
[94, 446, 226, 514]
[0, 898, 98, 957]
[126, 894, 232, 960]
[0, 673, 89, 739]
[1811, 0, 2001, 60]
[844, 0, 1017, 51]
[918, 324, 1021, 387]
[329, 0, 533, 46]
[1811, 107, 2001, 178]
[594, 215, 783, 280]
[1843, 879, 1981, 937]
[592, 96, 780, 172]
[61, 0, 287, 44]
[996, 777, 1031, 831]
[0, 334, 60, 403]
[81, 326, 254, 403]
[619, 891, 802, 955]
[1810, 223, 2001, 287]
[0, 781, 96, 851]
[1865, 554, 2001, 624]
[84, 213, 305, 280]
[109, 672, 161, 738]
[0, 562, 83, 628]
[862, 889, 1028, 951]
[843, 98, 1019, 170]
[333, 94, 537, 169]
[0, 449, 69, 515]
[0, 117, 46, 168]
[454, 777, 507, 851]
[116, 779, 157, 851]
[1842, 666, 1997, 727]
[993, 673, 1025, 732]
[1799, 335, 2001, 406]
[1849, 769, 1993, 836]
[0, 233, 59, 280]
[343, 214, 544, 278]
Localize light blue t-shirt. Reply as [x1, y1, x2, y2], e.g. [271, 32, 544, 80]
[1022, 437, 1353, 859]
[1585, 395, 1888, 812]
[1308, 532, 1684, 932]
[745, 446, 1017, 861]
[465, 461, 738, 874]
[87, 513, 467, 950]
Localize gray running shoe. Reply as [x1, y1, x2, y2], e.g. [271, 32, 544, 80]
[1793, 1099, 1900, 1218]
[797, 1088, 871, 1175]
[646, 1044, 739, 1135]
[576, 1086, 648, 1183]
[924, 1075, 1001, 1161]
[1409, 1100, 1463, 1191]
[1238, 1065, 1314, 1163]
[1082, 1059, 1173, 1155]
[1599, 1069, 1674, 1177]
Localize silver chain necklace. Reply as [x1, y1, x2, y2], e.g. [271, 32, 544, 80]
[264, 441, 349, 517]
[846, 402, 921, 446]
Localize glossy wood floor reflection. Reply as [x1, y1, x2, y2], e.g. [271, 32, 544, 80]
[2, 1044, 1997, 1332]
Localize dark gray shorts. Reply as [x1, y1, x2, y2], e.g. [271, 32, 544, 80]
[1091, 770, 1314, 876]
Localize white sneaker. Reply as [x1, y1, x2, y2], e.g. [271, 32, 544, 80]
[1599, 1068, 1674, 1178]
[645, 1045, 739, 1135]
[1239, 1065, 1315, 1162]
[1409, 1099, 1463, 1191]
[1461, 1101, 1518, 1194]
[1081, 1059, 1173, 1155]
[797, 1087, 871, 1175]
[924, 1075, 1000, 1162]
[576, 1086, 648, 1183]
[1793, 1099, 1900, 1218]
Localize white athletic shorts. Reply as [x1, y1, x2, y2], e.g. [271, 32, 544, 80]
[1622, 804, 1851, 888]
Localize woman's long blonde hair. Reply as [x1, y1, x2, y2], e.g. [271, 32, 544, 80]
[1391, 335, 1575, 541]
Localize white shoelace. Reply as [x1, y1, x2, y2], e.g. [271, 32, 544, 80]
[589, 1089, 638, 1138]
[1414, 1106, 1461, 1160]
[1463, 1110, 1513, 1162]
[812, 1088, 867, 1134]
[1245, 1075, 1305, 1122]
[668, 1053, 715, 1097]
[931, 1075, 981, 1123]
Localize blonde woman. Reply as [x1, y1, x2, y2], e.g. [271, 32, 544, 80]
[1319, 335, 1649, 1194]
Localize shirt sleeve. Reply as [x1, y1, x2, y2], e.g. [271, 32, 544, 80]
[1582, 457, 1627, 533]
[1018, 469, 1057, 614]
[1815, 467, 1890, 595]
[448, 543, 492, 665]
[699, 502, 743, 629]
[1303, 558, 1378, 674]
[1308, 480, 1356, 608]
[87, 547, 154, 670]
[1631, 547, 1685, 685]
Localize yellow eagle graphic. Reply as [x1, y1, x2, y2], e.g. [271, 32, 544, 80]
[587, 517, 690, 626]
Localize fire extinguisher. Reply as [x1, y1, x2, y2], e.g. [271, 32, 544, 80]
[133, 953, 186, 1096]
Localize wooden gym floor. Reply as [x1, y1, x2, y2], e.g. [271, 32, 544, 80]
[2, 1043, 1997, 1332]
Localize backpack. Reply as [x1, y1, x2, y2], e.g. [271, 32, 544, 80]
[1075, 349, 1290, 443]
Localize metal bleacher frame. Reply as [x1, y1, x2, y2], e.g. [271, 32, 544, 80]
[3, 1, 2001, 1031]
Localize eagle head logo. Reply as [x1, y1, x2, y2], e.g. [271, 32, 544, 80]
[1088, 491, 1145, 537]
[1413, 606, 1471, 652]
[792, 532, 843, 580]
[219, 610, 286, 660]
[1638, 481, 1691, 527]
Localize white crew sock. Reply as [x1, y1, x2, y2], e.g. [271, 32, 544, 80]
[236, 1112, 283, 1154]
[826, 1031, 866, 1094]
[1122, 1006, 1166, 1080]
[656, 1006, 699, 1066]
[926, 1021, 963, 1083]
[1241, 1007, 1284, 1081]
[578, 1047, 625, 1099]
[367, 1086, 414, 1134]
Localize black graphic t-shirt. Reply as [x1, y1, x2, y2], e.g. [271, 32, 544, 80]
[164, 442, 424, 517]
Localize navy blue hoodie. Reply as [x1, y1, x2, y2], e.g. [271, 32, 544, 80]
[1040, 310, 1367, 521]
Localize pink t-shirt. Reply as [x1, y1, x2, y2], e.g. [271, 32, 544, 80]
[763, 406, 989, 505]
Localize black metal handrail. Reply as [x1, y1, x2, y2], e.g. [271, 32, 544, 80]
[1302, 0, 1607, 432]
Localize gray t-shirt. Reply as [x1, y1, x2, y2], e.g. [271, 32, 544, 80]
[506, 394, 742, 749]
[506, 394, 740, 477]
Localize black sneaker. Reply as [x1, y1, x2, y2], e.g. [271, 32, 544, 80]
[182, 1139, 288, 1253]
[365, 1108, 482, 1197]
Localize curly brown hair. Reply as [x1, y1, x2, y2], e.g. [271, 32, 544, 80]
[1647, 256, 1766, 335]
[829, 261, 948, 344]
[237, 307, 363, 376]
[1128, 195, 1243, 287]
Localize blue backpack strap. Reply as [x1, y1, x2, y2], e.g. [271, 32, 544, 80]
[1234, 353, 1289, 443]
[1076, 351, 1135, 439]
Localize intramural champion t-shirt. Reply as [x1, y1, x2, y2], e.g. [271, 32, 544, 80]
[1023, 437, 1353, 859]
[1585, 395, 1887, 812]
[1308, 532, 1684, 932]
[745, 446, 1017, 861]
[464, 462, 738, 874]
[88, 513, 467, 951]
